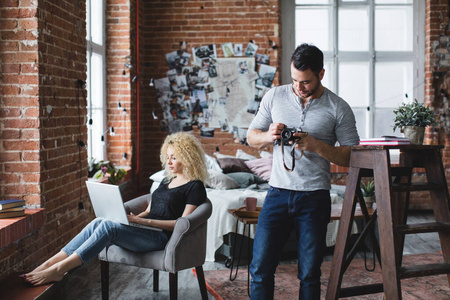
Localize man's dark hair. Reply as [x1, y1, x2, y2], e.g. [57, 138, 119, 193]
[290, 43, 324, 75]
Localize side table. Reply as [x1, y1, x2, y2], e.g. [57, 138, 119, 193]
[227, 208, 258, 297]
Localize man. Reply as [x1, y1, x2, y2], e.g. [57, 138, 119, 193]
[247, 43, 359, 300]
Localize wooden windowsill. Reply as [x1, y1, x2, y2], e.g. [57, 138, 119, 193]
[0, 209, 46, 249]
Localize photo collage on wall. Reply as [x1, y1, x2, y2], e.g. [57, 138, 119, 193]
[154, 41, 277, 136]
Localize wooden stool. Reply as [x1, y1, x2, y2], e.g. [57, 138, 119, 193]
[326, 145, 450, 300]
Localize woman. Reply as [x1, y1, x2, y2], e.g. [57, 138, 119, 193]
[22, 132, 208, 286]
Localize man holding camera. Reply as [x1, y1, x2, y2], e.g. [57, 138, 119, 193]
[247, 43, 359, 300]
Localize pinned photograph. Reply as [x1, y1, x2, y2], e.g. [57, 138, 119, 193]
[237, 60, 249, 75]
[234, 43, 243, 56]
[167, 69, 177, 84]
[244, 42, 258, 57]
[256, 53, 270, 65]
[203, 108, 213, 123]
[197, 70, 210, 84]
[254, 86, 269, 102]
[165, 50, 191, 71]
[192, 45, 217, 64]
[222, 42, 234, 58]
[247, 99, 260, 114]
[173, 75, 188, 93]
[191, 89, 208, 108]
[154, 77, 171, 97]
[201, 57, 210, 71]
[256, 64, 276, 89]
[208, 65, 218, 78]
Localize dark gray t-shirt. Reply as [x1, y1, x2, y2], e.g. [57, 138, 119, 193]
[248, 84, 359, 191]
[149, 179, 206, 221]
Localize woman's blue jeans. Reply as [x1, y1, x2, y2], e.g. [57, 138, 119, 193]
[250, 187, 331, 300]
[62, 218, 168, 265]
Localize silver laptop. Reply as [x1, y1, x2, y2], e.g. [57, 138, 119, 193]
[86, 181, 162, 231]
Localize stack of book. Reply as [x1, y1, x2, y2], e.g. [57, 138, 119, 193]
[359, 136, 411, 146]
[0, 199, 26, 219]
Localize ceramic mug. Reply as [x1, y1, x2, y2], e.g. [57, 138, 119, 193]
[244, 197, 257, 211]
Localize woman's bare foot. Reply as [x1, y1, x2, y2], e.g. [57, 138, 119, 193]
[20, 252, 81, 286]
[21, 251, 69, 276]
[22, 264, 65, 286]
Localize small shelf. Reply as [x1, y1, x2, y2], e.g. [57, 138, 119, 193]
[0, 209, 46, 249]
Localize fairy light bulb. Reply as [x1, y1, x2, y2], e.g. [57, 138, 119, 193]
[110, 126, 115, 136]
[101, 135, 105, 145]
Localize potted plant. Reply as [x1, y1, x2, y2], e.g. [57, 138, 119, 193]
[361, 180, 375, 208]
[393, 98, 438, 144]
[92, 161, 127, 185]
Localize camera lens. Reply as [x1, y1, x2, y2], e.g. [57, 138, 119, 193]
[281, 129, 292, 140]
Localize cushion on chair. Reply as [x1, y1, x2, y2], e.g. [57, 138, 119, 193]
[98, 246, 165, 270]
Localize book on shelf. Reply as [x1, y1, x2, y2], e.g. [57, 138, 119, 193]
[359, 135, 411, 146]
[0, 209, 25, 219]
[0, 207, 25, 213]
[360, 136, 410, 142]
[0, 199, 25, 210]
[359, 140, 411, 146]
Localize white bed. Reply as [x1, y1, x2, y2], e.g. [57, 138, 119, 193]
[150, 166, 358, 262]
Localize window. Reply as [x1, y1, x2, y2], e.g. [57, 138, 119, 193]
[282, 0, 424, 138]
[86, 0, 106, 160]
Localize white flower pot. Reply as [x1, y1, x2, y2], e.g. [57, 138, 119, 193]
[363, 196, 375, 208]
[402, 126, 425, 145]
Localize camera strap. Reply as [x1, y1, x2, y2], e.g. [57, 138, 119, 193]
[281, 140, 304, 172]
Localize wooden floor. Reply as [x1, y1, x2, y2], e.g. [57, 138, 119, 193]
[64, 211, 443, 300]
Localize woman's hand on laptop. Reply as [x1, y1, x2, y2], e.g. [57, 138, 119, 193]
[127, 212, 143, 224]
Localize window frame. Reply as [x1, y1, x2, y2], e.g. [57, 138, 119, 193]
[86, 0, 107, 160]
[281, 0, 425, 138]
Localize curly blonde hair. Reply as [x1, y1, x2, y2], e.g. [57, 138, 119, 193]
[160, 132, 208, 183]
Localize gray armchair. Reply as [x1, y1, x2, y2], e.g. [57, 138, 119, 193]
[98, 194, 213, 300]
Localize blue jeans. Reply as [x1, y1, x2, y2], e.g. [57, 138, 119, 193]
[250, 187, 331, 300]
[62, 218, 168, 265]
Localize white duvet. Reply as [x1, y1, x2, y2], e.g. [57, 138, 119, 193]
[150, 181, 358, 262]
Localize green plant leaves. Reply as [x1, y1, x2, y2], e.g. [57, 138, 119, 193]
[393, 99, 438, 132]
[361, 180, 375, 197]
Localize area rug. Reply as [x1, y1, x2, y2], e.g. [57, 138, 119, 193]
[194, 253, 449, 300]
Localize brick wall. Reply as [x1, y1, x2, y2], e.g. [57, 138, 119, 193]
[0, 0, 92, 279]
[137, 0, 281, 192]
[424, 0, 450, 209]
[106, 0, 135, 169]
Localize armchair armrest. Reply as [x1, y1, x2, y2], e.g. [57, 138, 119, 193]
[163, 198, 213, 272]
[124, 194, 151, 214]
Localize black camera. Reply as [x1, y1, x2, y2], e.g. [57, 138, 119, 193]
[275, 127, 302, 146]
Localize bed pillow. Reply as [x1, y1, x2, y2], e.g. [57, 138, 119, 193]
[226, 172, 267, 188]
[149, 170, 166, 182]
[205, 154, 223, 173]
[235, 149, 258, 161]
[244, 156, 273, 181]
[206, 169, 240, 190]
[217, 158, 252, 174]
[213, 152, 236, 159]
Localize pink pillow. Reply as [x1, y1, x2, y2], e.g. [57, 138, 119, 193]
[244, 156, 272, 181]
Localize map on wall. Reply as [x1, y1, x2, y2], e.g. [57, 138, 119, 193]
[208, 57, 258, 128]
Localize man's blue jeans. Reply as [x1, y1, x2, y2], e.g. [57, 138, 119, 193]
[62, 218, 168, 265]
[250, 187, 331, 300]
